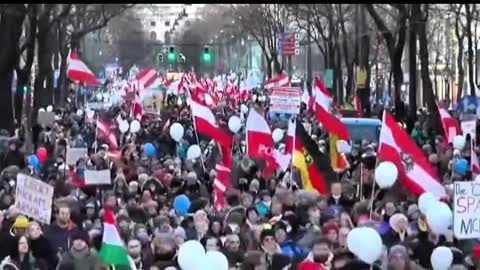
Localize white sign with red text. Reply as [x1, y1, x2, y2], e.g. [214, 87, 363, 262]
[269, 87, 301, 115]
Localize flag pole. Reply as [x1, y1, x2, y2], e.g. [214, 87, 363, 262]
[187, 91, 206, 172]
[94, 115, 98, 154]
[289, 116, 296, 189]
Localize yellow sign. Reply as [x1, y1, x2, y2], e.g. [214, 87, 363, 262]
[357, 68, 367, 89]
[167, 72, 184, 81]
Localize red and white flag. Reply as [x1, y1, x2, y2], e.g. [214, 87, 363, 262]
[214, 164, 232, 212]
[246, 109, 279, 177]
[472, 144, 480, 176]
[190, 99, 233, 167]
[314, 79, 350, 141]
[378, 111, 446, 199]
[437, 104, 461, 146]
[136, 67, 160, 90]
[97, 119, 119, 150]
[67, 52, 98, 86]
[265, 74, 289, 90]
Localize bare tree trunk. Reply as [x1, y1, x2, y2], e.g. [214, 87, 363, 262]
[0, 5, 26, 132]
[466, 4, 476, 95]
[407, 4, 417, 132]
[455, 13, 465, 102]
[415, 4, 441, 133]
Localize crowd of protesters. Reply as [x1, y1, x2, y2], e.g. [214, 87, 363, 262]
[0, 83, 476, 270]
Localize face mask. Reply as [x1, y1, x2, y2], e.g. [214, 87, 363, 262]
[313, 254, 330, 264]
[8, 180, 15, 187]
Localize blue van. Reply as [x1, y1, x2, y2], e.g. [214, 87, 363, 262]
[341, 118, 382, 143]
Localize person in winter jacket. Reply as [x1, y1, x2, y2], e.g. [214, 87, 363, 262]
[0, 141, 25, 170]
[382, 244, 423, 270]
[56, 230, 100, 270]
[27, 222, 56, 269]
[43, 205, 79, 258]
[0, 235, 48, 270]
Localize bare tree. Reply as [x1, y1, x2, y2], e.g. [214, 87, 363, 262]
[365, 4, 408, 116]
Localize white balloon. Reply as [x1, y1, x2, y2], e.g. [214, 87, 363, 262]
[203, 251, 229, 270]
[418, 192, 437, 215]
[177, 98, 183, 106]
[119, 121, 129, 133]
[252, 94, 257, 101]
[87, 110, 95, 119]
[453, 135, 466, 150]
[431, 246, 453, 270]
[228, 116, 242, 133]
[187, 144, 202, 160]
[426, 201, 453, 235]
[346, 227, 364, 255]
[38, 108, 45, 113]
[240, 104, 249, 114]
[169, 123, 184, 142]
[46, 105, 53, 112]
[272, 128, 284, 143]
[96, 93, 103, 100]
[374, 161, 398, 189]
[336, 140, 351, 154]
[178, 240, 206, 270]
[355, 227, 383, 264]
[76, 109, 84, 117]
[130, 120, 141, 133]
[259, 96, 266, 102]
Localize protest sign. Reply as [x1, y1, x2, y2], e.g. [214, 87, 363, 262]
[84, 169, 111, 185]
[14, 174, 54, 224]
[66, 148, 88, 165]
[142, 92, 163, 115]
[461, 119, 477, 140]
[454, 181, 480, 239]
[37, 111, 55, 127]
[269, 87, 301, 115]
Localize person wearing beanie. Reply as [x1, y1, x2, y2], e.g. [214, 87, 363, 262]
[57, 229, 99, 270]
[383, 244, 420, 270]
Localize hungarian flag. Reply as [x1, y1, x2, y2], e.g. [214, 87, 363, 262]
[136, 67, 160, 90]
[99, 208, 134, 269]
[437, 103, 461, 147]
[67, 52, 98, 86]
[265, 73, 289, 89]
[246, 108, 279, 178]
[214, 164, 232, 212]
[378, 111, 446, 198]
[290, 119, 337, 195]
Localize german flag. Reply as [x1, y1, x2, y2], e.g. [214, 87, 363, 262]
[290, 120, 337, 195]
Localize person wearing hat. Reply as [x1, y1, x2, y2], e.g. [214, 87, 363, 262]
[259, 225, 291, 270]
[57, 230, 99, 270]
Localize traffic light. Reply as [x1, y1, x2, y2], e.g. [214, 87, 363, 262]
[178, 53, 186, 63]
[202, 46, 212, 64]
[23, 86, 30, 94]
[167, 46, 176, 62]
[158, 53, 164, 63]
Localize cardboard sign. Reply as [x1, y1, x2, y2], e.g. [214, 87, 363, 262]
[461, 119, 477, 139]
[15, 174, 54, 224]
[142, 92, 163, 115]
[37, 111, 55, 127]
[454, 181, 480, 239]
[66, 148, 88, 165]
[84, 169, 111, 185]
[269, 87, 301, 114]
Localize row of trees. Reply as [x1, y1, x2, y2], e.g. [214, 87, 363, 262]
[180, 4, 480, 128]
[0, 4, 133, 132]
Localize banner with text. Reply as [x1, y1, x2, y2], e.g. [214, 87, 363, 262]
[66, 148, 88, 166]
[454, 181, 480, 239]
[15, 174, 54, 224]
[269, 87, 301, 115]
[84, 169, 111, 185]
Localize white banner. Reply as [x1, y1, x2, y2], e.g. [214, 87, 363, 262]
[37, 111, 55, 127]
[84, 169, 111, 185]
[454, 181, 480, 239]
[269, 87, 301, 115]
[15, 174, 54, 224]
[66, 148, 88, 165]
[461, 119, 477, 139]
